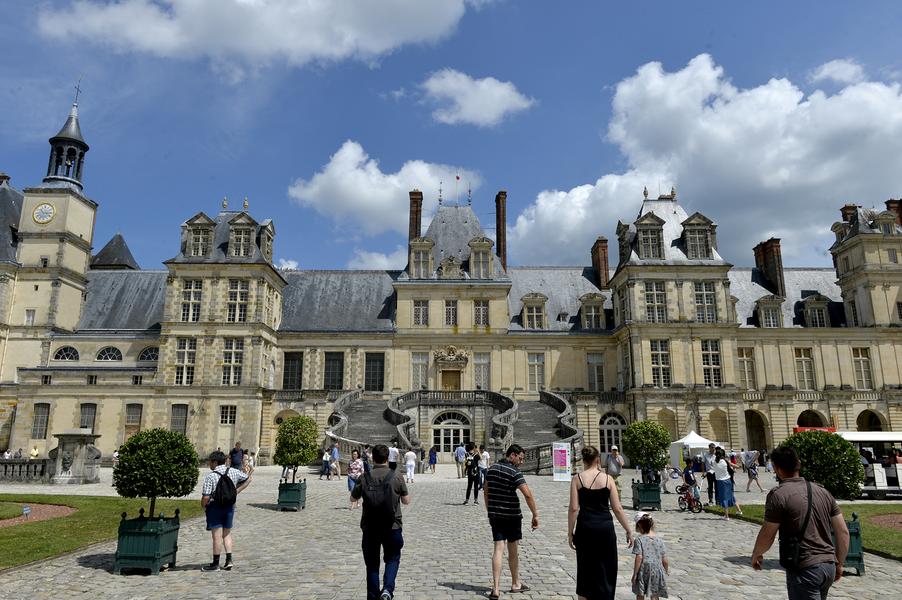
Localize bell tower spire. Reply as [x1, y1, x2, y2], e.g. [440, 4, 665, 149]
[43, 89, 89, 192]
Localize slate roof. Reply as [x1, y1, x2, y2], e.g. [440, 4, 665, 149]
[166, 210, 274, 266]
[507, 267, 611, 332]
[830, 206, 901, 250]
[76, 270, 167, 331]
[728, 267, 845, 328]
[91, 233, 139, 270]
[279, 270, 398, 332]
[50, 103, 87, 147]
[0, 177, 23, 264]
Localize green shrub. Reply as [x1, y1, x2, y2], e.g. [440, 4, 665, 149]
[622, 420, 671, 472]
[779, 430, 864, 500]
[273, 415, 319, 480]
[113, 428, 199, 517]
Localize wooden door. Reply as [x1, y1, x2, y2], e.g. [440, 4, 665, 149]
[441, 370, 461, 390]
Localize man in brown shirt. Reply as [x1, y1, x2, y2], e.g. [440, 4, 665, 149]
[752, 446, 849, 600]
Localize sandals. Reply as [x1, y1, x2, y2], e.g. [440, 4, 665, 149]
[489, 594, 500, 600]
[510, 584, 531, 593]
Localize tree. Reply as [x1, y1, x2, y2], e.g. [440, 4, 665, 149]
[780, 430, 864, 500]
[273, 415, 319, 481]
[113, 428, 199, 517]
[622, 420, 671, 477]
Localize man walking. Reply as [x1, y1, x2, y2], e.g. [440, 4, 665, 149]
[388, 441, 400, 470]
[228, 441, 243, 468]
[752, 446, 849, 599]
[703, 442, 717, 505]
[454, 442, 466, 478]
[479, 444, 491, 489]
[483, 444, 538, 599]
[331, 442, 341, 479]
[604, 445, 624, 494]
[201, 450, 252, 571]
[351, 444, 410, 600]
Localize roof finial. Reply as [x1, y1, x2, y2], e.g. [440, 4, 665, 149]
[243, 196, 249, 210]
[643, 186, 648, 199]
[467, 183, 472, 206]
[73, 76, 83, 105]
[671, 186, 676, 199]
[222, 196, 228, 209]
[438, 180, 443, 205]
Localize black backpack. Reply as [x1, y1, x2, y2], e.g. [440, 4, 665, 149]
[212, 468, 238, 507]
[466, 454, 480, 478]
[360, 470, 396, 531]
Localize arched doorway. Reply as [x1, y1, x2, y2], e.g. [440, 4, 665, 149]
[709, 409, 729, 445]
[657, 408, 677, 441]
[797, 410, 826, 428]
[856, 409, 884, 432]
[432, 411, 472, 462]
[599, 411, 627, 457]
[744, 410, 769, 451]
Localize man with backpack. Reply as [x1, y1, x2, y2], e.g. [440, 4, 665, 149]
[350, 444, 410, 600]
[201, 450, 252, 572]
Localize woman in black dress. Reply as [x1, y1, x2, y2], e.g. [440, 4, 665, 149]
[568, 446, 634, 600]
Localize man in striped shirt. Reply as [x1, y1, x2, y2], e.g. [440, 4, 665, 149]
[483, 444, 538, 599]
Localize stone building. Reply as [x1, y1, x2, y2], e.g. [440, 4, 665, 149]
[1, 106, 900, 464]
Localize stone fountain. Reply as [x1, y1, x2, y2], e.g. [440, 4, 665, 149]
[48, 429, 102, 484]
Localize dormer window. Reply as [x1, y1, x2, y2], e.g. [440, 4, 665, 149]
[580, 293, 605, 330]
[468, 236, 494, 279]
[803, 295, 830, 328]
[190, 228, 211, 257]
[756, 296, 783, 328]
[231, 228, 252, 257]
[409, 238, 435, 279]
[685, 228, 712, 259]
[521, 293, 548, 329]
[260, 231, 273, 261]
[638, 228, 663, 259]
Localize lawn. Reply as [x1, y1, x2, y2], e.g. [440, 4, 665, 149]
[0, 502, 23, 521]
[705, 503, 902, 560]
[0, 494, 204, 571]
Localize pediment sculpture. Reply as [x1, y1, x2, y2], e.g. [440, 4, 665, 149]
[438, 257, 463, 279]
[433, 344, 469, 367]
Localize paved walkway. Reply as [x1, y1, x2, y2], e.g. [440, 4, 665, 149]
[1, 465, 899, 599]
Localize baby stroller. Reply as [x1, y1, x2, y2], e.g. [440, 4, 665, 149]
[675, 483, 703, 513]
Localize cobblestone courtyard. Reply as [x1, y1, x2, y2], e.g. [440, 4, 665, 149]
[1, 465, 899, 599]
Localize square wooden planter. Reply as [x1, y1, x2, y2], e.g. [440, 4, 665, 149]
[113, 508, 180, 575]
[631, 481, 662, 511]
[278, 480, 307, 511]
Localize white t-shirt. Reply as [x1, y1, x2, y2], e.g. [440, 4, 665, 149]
[404, 450, 417, 465]
[388, 446, 400, 462]
[481, 450, 490, 467]
[713, 459, 731, 481]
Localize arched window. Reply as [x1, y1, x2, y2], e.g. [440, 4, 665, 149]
[599, 411, 627, 455]
[433, 411, 471, 426]
[96, 347, 123, 361]
[138, 347, 159, 362]
[53, 346, 79, 361]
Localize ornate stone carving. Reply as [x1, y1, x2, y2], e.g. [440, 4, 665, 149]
[433, 344, 469, 368]
[438, 257, 462, 279]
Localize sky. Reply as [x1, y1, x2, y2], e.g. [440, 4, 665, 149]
[3, 1, 902, 271]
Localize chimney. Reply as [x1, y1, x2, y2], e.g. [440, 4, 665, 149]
[408, 190, 423, 240]
[885, 199, 902, 226]
[753, 238, 785, 297]
[840, 204, 858, 223]
[0, 173, 9, 186]
[495, 190, 507, 270]
[591, 236, 609, 288]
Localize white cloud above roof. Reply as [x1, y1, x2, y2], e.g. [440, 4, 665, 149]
[348, 246, 408, 270]
[810, 59, 866, 85]
[421, 69, 535, 127]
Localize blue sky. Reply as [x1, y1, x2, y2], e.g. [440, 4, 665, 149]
[3, 1, 902, 270]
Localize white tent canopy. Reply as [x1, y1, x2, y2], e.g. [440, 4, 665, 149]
[669, 431, 718, 468]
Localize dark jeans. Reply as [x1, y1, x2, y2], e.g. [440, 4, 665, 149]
[706, 472, 716, 503]
[466, 475, 480, 501]
[786, 561, 835, 600]
[362, 527, 404, 600]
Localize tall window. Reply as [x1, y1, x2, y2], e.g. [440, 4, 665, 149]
[737, 347, 757, 390]
[645, 281, 667, 323]
[283, 352, 303, 390]
[221, 338, 244, 386]
[471, 250, 490, 278]
[79, 403, 97, 433]
[619, 341, 632, 390]
[889, 249, 898, 263]
[701, 340, 722, 388]
[599, 412, 627, 455]
[794, 348, 816, 390]
[849, 300, 859, 327]
[125, 404, 142, 439]
[227, 279, 249, 323]
[444, 299, 458, 326]
[650, 340, 671, 388]
[190, 228, 210, 257]
[175, 338, 196, 385]
[25, 309, 35, 326]
[807, 307, 827, 328]
[587, 352, 604, 392]
[411, 352, 429, 389]
[474, 300, 490, 327]
[231, 228, 252, 257]
[583, 304, 603, 329]
[170, 404, 188, 435]
[181, 279, 202, 322]
[324, 352, 344, 390]
[364, 353, 385, 392]
[694, 282, 717, 323]
[412, 250, 430, 278]
[527, 353, 545, 392]
[413, 300, 429, 326]
[852, 347, 873, 390]
[525, 304, 545, 329]
[31, 403, 50, 439]
[617, 288, 630, 324]
[220, 405, 237, 425]
[686, 229, 711, 259]
[882, 222, 894, 235]
[474, 352, 491, 390]
[639, 228, 663, 259]
[761, 307, 780, 328]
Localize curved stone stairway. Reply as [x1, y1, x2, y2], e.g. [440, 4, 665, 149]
[512, 400, 566, 447]
[341, 399, 398, 445]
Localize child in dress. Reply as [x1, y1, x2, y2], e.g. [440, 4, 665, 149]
[631, 512, 669, 600]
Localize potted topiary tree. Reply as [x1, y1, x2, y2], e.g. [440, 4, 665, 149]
[780, 430, 864, 500]
[273, 415, 319, 511]
[622, 420, 671, 511]
[112, 428, 199, 575]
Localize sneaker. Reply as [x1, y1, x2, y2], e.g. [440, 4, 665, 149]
[202, 563, 220, 572]
[380, 592, 392, 600]
[473, 500, 478, 505]
[462, 499, 469, 505]
[223, 561, 234, 571]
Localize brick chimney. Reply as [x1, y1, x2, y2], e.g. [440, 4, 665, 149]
[591, 236, 609, 288]
[753, 238, 785, 298]
[495, 190, 507, 270]
[885, 199, 902, 226]
[408, 190, 423, 240]
[0, 173, 9, 186]
[840, 204, 858, 223]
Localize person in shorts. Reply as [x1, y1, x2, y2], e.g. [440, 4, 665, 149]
[201, 450, 252, 571]
[483, 444, 538, 600]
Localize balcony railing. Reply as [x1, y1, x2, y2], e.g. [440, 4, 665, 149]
[324, 389, 367, 462]
[272, 389, 345, 402]
[0, 459, 51, 482]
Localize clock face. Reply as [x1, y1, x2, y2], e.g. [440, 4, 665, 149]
[33, 203, 55, 224]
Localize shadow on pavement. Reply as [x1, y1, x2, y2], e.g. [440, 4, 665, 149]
[438, 581, 492, 593]
[724, 555, 781, 570]
[75, 553, 114, 571]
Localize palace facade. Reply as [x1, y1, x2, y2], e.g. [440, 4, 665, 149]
[2, 105, 901, 464]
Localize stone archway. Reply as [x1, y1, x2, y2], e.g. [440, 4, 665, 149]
[744, 410, 770, 451]
[599, 411, 627, 455]
[709, 409, 729, 444]
[856, 409, 885, 432]
[797, 409, 827, 428]
[432, 410, 472, 462]
[657, 408, 678, 441]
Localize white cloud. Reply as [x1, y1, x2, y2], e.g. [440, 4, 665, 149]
[421, 69, 535, 127]
[348, 246, 408, 270]
[37, 0, 468, 76]
[288, 140, 481, 236]
[810, 59, 866, 85]
[509, 53, 902, 267]
[277, 258, 299, 270]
